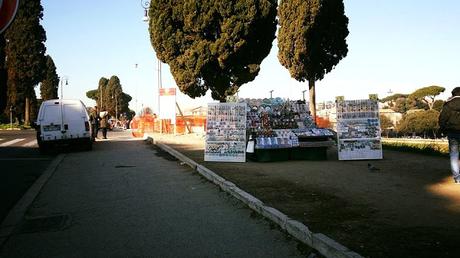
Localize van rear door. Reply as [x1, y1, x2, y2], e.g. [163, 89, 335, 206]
[63, 103, 86, 138]
[41, 104, 62, 133]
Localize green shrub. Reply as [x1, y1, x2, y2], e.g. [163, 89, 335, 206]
[382, 141, 448, 156]
[0, 123, 31, 130]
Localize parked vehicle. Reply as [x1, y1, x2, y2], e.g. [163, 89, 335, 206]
[35, 99, 93, 152]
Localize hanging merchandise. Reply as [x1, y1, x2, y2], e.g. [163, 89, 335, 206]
[243, 98, 335, 161]
[204, 103, 247, 162]
[336, 98, 383, 160]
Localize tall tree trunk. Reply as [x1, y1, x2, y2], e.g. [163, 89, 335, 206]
[308, 79, 316, 124]
[0, 35, 6, 113]
[25, 97, 30, 126]
[427, 99, 433, 110]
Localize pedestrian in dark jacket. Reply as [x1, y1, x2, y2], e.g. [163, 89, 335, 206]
[439, 87, 460, 184]
[89, 106, 99, 140]
[99, 111, 109, 139]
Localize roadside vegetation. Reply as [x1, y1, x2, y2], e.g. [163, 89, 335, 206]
[0, 123, 32, 130]
[382, 139, 448, 156]
[380, 85, 446, 138]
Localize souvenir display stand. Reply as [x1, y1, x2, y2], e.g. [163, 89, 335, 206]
[204, 103, 247, 162]
[336, 98, 383, 160]
[244, 98, 334, 162]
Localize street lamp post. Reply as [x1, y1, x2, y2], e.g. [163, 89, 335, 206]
[115, 96, 118, 121]
[9, 105, 13, 129]
[60, 76, 68, 133]
[112, 92, 119, 121]
[141, 0, 164, 132]
[100, 85, 103, 110]
[141, 0, 150, 22]
[60, 76, 68, 99]
[302, 90, 307, 102]
[269, 90, 274, 99]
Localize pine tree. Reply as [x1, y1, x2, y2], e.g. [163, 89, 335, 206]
[408, 85, 445, 110]
[87, 76, 132, 117]
[106, 76, 123, 118]
[0, 35, 7, 115]
[4, 0, 47, 125]
[278, 0, 349, 119]
[148, 0, 277, 101]
[97, 77, 109, 110]
[40, 55, 59, 100]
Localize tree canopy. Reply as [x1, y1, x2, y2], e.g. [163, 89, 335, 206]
[86, 76, 132, 118]
[432, 99, 445, 112]
[379, 114, 394, 137]
[148, 0, 278, 101]
[278, 0, 349, 119]
[396, 109, 440, 137]
[105, 76, 124, 116]
[4, 0, 46, 124]
[408, 85, 445, 110]
[86, 90, 98, 100]
[97, 77, 109, 110]
[380, 93, 409, 103]
[40, 55, 59, 100]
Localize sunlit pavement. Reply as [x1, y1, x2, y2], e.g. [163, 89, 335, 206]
[0, 130, 308, 257]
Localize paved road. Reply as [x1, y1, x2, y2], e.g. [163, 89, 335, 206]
[1, 131, 308, 257]
[0, 130, 55, 222]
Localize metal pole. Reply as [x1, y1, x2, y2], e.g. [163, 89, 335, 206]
[9, 106, 13, 129]
[100, 85, 103, 110]
[158, 59, 162, 134]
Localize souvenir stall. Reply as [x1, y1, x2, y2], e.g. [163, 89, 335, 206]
[244, 98, 334, 162]
[336, 98, 383, 160]
[204, 103, 247, 162]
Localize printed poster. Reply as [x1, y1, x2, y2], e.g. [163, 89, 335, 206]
[336, 99, 383, 160]
[205, 103, 247, 162]
[159, 88, 176, 124]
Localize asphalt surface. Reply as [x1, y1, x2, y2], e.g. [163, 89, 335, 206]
[0, 131, 309, 257]
[0, 130, 55, 222]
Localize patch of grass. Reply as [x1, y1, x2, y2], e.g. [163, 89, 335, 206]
[0, 123, 33, 130]
[382, 141, 448, 156]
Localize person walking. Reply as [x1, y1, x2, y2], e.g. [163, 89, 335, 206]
[99, 111, 109, 139]
[89, 106, 99, 140]
[439, 87, 460, 184]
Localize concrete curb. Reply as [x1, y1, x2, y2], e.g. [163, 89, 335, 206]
[149, 137, 198, 171]
[146, 136, 362, 258]
[0, 154, 65, 248]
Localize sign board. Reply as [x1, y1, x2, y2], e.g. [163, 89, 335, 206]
[158, 88, 176, 124]
[336, 99, 383, 160]
[0, 0, 19, 34]
[205, 103, 246, 162]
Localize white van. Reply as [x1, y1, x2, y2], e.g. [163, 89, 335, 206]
[35, 99, 93, 152]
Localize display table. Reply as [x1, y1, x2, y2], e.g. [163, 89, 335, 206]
[249, 148, 291, 162]
[290, 147, 328, 160]
[250, 140, 334, 162]
[289, 135, 334, 160]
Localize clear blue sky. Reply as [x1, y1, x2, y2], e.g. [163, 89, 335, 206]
[40, 0, 460, 113]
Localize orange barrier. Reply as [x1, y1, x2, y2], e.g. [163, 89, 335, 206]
[316, 116, 332, 129]
[131, 114, 330, 137]
[130, 114, 156, 138]
[131, 115, 207, 137]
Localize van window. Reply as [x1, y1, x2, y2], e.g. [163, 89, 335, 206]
[41, 105, 61, 123]
[63, 104, 83, 118]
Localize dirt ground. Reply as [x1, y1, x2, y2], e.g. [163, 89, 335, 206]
[150, 133, 460, 258]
